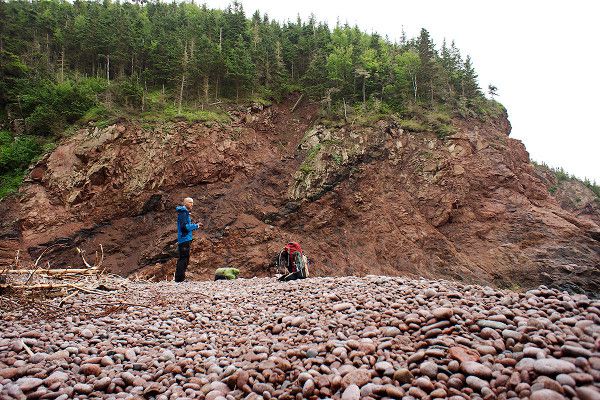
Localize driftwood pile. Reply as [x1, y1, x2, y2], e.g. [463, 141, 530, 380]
[0, 245, 113, 300]
[0, 246, 163, 322]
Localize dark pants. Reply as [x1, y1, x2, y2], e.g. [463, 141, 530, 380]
[278, 270, 305, 282]
[175, 241, 191, 282]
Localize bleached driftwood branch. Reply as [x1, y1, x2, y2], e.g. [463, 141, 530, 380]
[0, 245, 108, 297]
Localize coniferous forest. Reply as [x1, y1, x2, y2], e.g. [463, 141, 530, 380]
[0, 0, 504, 197]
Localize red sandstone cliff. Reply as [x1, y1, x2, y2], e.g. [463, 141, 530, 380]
[1, 98, 598, 294]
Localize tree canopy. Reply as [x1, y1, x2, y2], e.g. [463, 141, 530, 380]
[0, 0, 496, 129]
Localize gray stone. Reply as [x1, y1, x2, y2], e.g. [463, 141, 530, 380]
[466, 375, 490, 391]
[533, 359, 576, 375]
[477, 320, 508, 330]
[16, 377, 43, 392]
[341, 384, 361, 400]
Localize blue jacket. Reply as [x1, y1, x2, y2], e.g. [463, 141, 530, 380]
[176, 205, 199, 243]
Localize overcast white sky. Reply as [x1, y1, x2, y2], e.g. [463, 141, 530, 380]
[204, 0, 599, 182]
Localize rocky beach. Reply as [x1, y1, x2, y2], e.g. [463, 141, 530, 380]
[1, 276, 599, 399]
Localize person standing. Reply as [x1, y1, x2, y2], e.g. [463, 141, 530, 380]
[175, 197, 201, 282]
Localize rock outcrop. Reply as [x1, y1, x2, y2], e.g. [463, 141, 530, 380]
[0, 97, 598, 293]
[534, 164, 600, 229]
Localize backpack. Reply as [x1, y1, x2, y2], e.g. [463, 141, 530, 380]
[277, 242, 310, 279]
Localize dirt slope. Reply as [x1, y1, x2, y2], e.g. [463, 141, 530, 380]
[0, 97, 599, 293]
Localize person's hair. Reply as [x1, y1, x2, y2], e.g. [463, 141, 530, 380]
[183, 197, 193, 204]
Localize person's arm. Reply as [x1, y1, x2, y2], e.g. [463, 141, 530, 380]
[185, 215, 201, 231]
[186, 222, 199, 231]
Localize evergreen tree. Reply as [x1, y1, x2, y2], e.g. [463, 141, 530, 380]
[488, 84, 498, 99]
[225, 34, 254, 100]
[415, 28, 436, 104]
[0, 0, 498, 137]
[461, 55, 480, 99]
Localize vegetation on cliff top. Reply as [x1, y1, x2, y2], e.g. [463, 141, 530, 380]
[533, 161, 600, 199]
[0, 0, 503, 198]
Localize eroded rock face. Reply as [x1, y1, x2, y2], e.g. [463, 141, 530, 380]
[0, 97, 598, 294]
[534, 163, 600, 228]
[1, 276, 599, 399]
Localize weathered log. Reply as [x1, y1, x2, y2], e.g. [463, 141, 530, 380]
[290, 93, 304, 113]
[3, 268, 100, 275]
[0, 283, 104, 294]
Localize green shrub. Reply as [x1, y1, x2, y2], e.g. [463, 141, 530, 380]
[144, 90, 168, 108]
[177, 109, 229, 124]
[332, 153, 342, 165]
[299, 144, 322, 175]
[250, 96, 273, 107]
[0, 169, 25, 199]
[0, 133, 43, 174]
[112, 78, 144, 108]
[305, 144, 322, 162]
[0, 131, 54, 198]
[422, 109, 455, 139]
[399, 119, 427, 132]
[141, 106, 229, 124]
[20, 77, 106, 135]
[0, 131, 11, 145]
[478, 98, 506, 119]
[554, 167, 571, 182]
[80, 104, 109, 124]
[299, 162, 313, 175]
[456, 97, 477, 119]
[398, 104, 457, 137]
[427, 110, 452, 124]
[435, 124, 456, 139]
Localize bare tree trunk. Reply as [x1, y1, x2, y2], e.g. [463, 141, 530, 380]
[219, 27, 223, 53]
[362, 78, 366, 106]
[106, 55, 110, 83]
[59, 46, 65, 83]
[265, 60, 270, 87]
[430, 81, 434, 104]
[204, 76, 209, 104]
[290, 93, 304, 112]
[178, 43, 188, 115]
[215, 76, 219, 101]
[413, 75, 417, 101]
[142, 79, 147, 112]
